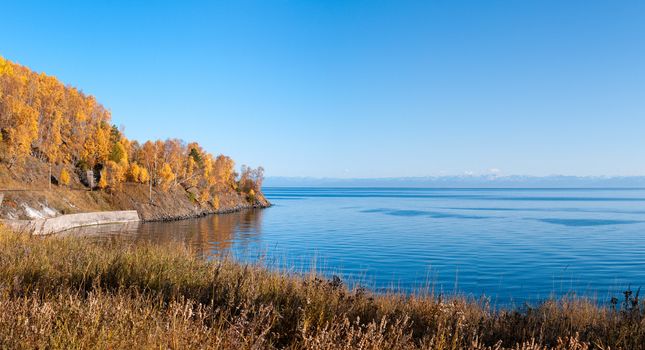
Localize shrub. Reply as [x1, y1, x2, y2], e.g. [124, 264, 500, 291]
[127, 162, 142, 182]
[59, 168, 70, 186]
[97, 169, 108, 189]
[138, 166, 150, 184]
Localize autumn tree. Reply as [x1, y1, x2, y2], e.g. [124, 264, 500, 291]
[0, 55, 267, 202]
[214, 155, 235, 187]
[97, 170, 108, 189]
[139, 141, 158, 184]
[34, 74, 64, 164]
[81, 122, 111, 167]
[159, 162, 175, 191]
[138, 166, 150, 184]
[105, 160, 126, 189]
[0, 100, 38, 166]
[238, 165, 264, 193]
[60, 169, 71, 186]
[163, 139, 186, 187]
[128, 163, 141, 183]
[0, 59, 39, 166]
[109, 140, 127, 164]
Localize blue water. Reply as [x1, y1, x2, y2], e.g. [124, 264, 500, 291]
[75, 187, 645, 305]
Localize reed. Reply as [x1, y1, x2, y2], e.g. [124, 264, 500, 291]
[0, 227, 643, 349]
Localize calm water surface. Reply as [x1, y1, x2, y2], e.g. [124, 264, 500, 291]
[68, 188, 645, 305]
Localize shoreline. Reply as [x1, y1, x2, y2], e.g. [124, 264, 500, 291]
[141, 201, 273, 222]
[141, 201, 272, 223]
[1, 201, 272, 235]
[0, 229, 642, 349]
[1, 179, 271, 228]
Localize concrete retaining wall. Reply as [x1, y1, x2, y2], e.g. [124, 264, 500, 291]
[1, 210, 140, 235]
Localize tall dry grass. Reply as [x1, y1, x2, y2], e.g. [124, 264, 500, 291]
[0, 227, 643, 349]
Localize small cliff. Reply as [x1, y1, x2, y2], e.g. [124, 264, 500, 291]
[0, 159, 270, 222]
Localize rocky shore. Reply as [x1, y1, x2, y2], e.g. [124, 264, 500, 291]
[140, 202, 271, 222]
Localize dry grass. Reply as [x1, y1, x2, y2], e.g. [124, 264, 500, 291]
[0, 227, 643, 349]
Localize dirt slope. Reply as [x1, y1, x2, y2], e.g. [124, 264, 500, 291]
[0, 158, 269, 221]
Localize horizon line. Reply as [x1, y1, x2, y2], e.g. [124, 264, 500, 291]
[265, 174, 645, 179]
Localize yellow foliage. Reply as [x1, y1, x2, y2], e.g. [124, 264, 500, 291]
[128, 163, 151, 184]
[128, 163, 142, 182]
[59, 169, 70, 186]
[215, 155, 235, 186]
[0, 56, 267, 197]
[185, 157, 197, 185]
[82, 124, 111, 166]
[0, 56, 13, 75]
[0, 97, 39, 165]
[203, 156, 215, 186]
[105, 160, 126, 189]
[159, 163, 175, 191]
[138, 167, 150, 184]
[199, 190, 210, 204]
[97, 170, 108, 189]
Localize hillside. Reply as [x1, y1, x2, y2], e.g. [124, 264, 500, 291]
[0, 56, 268, 221]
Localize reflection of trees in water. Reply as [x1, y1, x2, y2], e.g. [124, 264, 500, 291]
[135, 210, 264, 259]
[227, 209, 265, 258]
[65, 210, 266, 260]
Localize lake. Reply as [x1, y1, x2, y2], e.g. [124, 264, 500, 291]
[67, 187, 645, 306]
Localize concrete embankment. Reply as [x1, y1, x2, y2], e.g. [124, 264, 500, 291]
[2, 210, 140, 235]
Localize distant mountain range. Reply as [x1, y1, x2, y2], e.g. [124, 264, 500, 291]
[264, 175, 645, 188]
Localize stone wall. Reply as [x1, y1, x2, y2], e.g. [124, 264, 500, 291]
[1, 210, 140, 235]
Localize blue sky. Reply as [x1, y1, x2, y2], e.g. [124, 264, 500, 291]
[1, 1, 644, 178]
